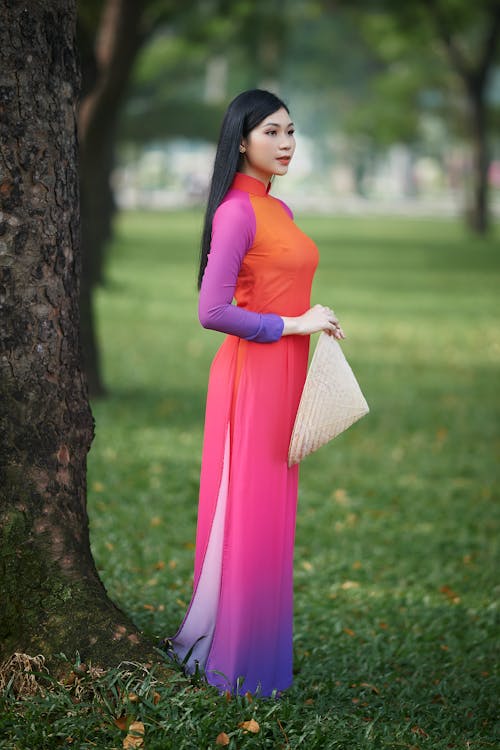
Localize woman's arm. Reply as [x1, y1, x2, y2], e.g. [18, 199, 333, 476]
[281, 304, 345, 339]
[198, 196, 284, 343]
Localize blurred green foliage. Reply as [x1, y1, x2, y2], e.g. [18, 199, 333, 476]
[118, 0, 499, 149]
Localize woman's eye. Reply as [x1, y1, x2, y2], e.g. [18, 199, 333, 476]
[265, 129, 294, 136]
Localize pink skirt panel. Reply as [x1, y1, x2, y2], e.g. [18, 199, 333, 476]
[171, 334, 309, 696]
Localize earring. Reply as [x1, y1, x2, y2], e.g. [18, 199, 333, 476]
[239, 146, 246, 153]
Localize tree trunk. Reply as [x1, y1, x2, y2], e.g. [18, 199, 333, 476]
[0, 0, 157, 672]
[78, 0, 146, 397]
[467, 88, 489, 234]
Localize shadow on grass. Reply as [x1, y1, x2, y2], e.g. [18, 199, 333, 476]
[91, 385, 206, 431]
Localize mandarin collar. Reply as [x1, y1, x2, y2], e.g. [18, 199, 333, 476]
[231, 172, 271, 196]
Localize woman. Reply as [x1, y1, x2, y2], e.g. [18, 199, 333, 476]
[166, 89, 344, 697]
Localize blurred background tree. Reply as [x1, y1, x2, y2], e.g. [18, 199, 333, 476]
[345, 0, 500, 233]
[78, 0, 210, 395]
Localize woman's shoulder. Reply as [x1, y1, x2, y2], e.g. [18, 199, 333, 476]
[214, 189, 256, 226]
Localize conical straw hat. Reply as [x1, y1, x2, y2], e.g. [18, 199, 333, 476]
[288, 332, 369, 467]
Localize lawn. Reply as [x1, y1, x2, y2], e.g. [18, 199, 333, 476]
[1, 210, 498, 749]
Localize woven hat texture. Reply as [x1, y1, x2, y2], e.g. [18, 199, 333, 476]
[288, 332, 369, 466]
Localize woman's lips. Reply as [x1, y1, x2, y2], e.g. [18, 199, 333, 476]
[276, 156, 291, 164]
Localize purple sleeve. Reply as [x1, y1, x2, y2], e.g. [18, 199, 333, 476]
[198, 195, 284, 343]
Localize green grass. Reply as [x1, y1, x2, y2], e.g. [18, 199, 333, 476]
[1, 211, 499, 749]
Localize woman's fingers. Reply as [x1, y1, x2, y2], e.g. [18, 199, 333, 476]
[318, 304, 339, 323]
[316, 304, 345, 339]
[305, 304, 345, 338]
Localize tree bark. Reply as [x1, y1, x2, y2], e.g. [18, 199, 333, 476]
[78, 0, 146, 397]
[0, 0, 157, 672]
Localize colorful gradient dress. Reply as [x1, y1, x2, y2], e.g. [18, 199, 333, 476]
[169, 172, 319, 696]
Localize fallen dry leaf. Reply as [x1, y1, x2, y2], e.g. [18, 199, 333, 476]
[341, 580, 359, 590]
[114, 715, 129, 731]
[343, 627, 355, 637]
[239, 718, 260, 733]
[411, 725, 429, 738]
[333, 488, 348, 504]
[215, 732, 230, 746]
[123, 720, 145, 749]
[153, 691, 161, 705]
[128, 692, 139, 703]
[360, 682, 380, 694]
[439, 585, 460, 603]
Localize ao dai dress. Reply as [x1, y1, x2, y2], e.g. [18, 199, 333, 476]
[169, 172, 319, 696]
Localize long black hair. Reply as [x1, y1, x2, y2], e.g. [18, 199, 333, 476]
[197, 89, 289, 289]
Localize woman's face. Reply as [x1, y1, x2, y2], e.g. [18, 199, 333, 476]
[240, 107, 295, 184]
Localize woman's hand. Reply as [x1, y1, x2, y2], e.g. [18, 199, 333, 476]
[281, 304, 345, 339]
